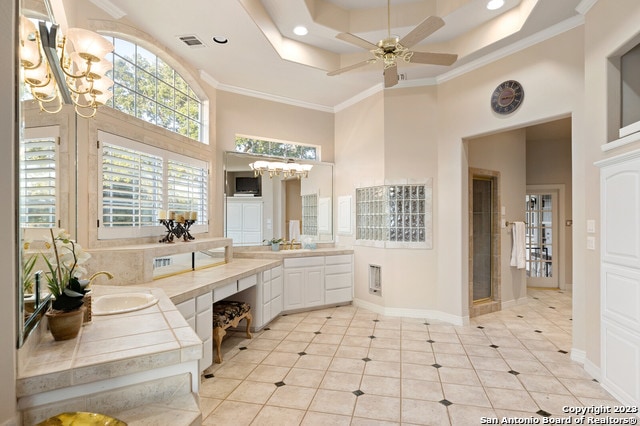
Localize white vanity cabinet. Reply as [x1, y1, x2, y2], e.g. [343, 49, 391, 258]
[263, 265, 284, 325]
[282, 254, 354, 311]
[176, 291, 213, 372]
[283, 256, 325, 311]
[324, 254, 354, 304]
[226, 198, 263, 246]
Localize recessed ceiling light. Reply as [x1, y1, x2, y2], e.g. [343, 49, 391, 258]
[213, 36, 228, 44]
[486, 0, 505, 10]
[293, 25, 308, 36]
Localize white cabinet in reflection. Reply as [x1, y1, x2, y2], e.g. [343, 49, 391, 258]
[226, 198, 263, 246]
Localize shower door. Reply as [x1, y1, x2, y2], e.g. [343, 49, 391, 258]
[525, 190, 558, 288]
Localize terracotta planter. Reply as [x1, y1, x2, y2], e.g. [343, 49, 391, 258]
[46, 306, 86, 341]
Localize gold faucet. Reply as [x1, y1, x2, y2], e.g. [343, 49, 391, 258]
[288, 239, 296, 250]
[88, 271, 114, 287]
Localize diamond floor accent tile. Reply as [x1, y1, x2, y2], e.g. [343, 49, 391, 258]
[202, 289, 623, 426]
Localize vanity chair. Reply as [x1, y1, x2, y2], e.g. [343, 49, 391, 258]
[212, 300, 252, 363]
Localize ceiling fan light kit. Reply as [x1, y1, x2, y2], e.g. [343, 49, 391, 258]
[327, 0, 457, 88]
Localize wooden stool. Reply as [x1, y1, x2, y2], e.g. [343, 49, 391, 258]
[212, 300, 252, 363]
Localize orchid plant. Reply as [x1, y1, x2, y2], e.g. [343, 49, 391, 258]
[42, 229, 92, 311]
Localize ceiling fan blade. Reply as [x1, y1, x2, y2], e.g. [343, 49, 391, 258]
[399, 16, 445, 49]
[327, 60, 375, 76]
[384, 64, 398, 88]
[409, 51, 458, 66]
[336, 32, 378, 50]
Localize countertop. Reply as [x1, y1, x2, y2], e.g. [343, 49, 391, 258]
[233, 246, 354, 260]
[16, 285, 202, 398]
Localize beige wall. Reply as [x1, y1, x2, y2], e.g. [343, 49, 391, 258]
[215, 91, 335, 238]
[468, 129, 528, 305]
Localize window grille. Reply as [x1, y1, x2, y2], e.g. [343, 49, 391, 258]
[104, 37, 204, 142]
[234, 135, 318, 161]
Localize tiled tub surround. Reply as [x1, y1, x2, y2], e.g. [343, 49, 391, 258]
[17, 285, 202, 425]
[200, 290, 630, 425]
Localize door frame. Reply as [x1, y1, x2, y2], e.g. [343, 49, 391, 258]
[526, 184, 567, 291]
[469, 168, 502, 317]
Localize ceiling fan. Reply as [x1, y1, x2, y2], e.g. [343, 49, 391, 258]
[327, 0, 457, 88]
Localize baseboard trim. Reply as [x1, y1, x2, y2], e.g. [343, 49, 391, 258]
[501, 297, 529, 309]
[352, 298, 469, 326]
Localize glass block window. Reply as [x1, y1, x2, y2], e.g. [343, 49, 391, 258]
[302, 194, 318, 236]
[98, 131, 208, 239]
[356, 182, 432, 248]
[20, 135, 57, 228]
[103, 37, 204, 142]
[235, 135, 318, 161]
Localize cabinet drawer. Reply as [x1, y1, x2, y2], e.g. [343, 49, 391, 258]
[271, 275, 283, 298]
[263, 280, 271, 302]
[326, 273, 352, 290]
[176, 299, 196, 319]
[196, 310, 212, 341]
[238, 274, 257, 291]
[271, 265, 283, 278]
[213, 281, 238, 302]
[325, 287, 352, 304]
[325, 254, 352, 265]
[196, 292, 213, 313]
[284, 256, 324, 268]
[262, 269, 271, 282]
[325, 263, 351, 275]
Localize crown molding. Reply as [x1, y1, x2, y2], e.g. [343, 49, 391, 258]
[576, 0, 598, 15]
[89, 0, 126, 20]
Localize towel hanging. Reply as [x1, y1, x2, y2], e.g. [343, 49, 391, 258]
[510, 221, 526, 269]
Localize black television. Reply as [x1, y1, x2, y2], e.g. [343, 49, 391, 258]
[235, 176, 260, 195]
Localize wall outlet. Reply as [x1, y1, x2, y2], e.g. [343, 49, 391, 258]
[587, 219, 596, 233]
[587, 236, 596, 250]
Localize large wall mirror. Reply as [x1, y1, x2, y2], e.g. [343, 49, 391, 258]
[224, 152, 334, 246]
[17, 0, 77, 347]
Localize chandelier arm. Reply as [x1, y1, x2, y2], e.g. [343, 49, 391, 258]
[25, 68, 53, 89]
[58, 39, 95, 79]
[37, 96, 63, 114]
[74, 105, 98, 119]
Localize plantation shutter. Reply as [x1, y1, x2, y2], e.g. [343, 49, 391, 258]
[20, 137, 57, 228]
[167, 158, 208, 224]
[101, 143, 163, 227]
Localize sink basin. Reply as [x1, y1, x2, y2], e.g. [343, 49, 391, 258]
[92, 293, 158, 316]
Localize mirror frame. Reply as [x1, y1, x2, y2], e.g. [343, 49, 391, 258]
[223, 151, 334, 246]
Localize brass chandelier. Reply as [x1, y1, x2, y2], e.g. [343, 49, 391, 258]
[20, 17, 114, 118]
[250, 160, 313, 179]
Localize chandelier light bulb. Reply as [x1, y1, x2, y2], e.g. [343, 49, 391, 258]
[486, 0, 505, 10]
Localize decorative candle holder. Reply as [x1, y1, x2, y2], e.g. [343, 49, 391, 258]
[159, 219, 196, 243]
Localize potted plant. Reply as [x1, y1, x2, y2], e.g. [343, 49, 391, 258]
[42, 229, 93, 340]
[264, 238, 284, 252]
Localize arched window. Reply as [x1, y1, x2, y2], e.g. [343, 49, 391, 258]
[103, 36, 204, 142]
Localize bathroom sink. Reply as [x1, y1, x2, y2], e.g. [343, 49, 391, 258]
[92, 293, 158, 316]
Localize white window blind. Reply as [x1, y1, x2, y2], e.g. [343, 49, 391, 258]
[20, 127, 58, 228]
[101, 143, 163, 228]
[98, 130, 208, 239]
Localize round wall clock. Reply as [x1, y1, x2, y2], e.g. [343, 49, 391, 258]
[490, 80, 524, 115]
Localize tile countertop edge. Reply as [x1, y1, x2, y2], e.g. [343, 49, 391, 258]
[133, 258, 282, 304]
[233, 247, 354, 259]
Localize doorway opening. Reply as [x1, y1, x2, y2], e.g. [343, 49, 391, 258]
[469, 169, 501, 317]
[525, 188, 560, 288]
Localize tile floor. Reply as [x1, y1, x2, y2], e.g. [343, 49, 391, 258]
[200, 290, 627, 425]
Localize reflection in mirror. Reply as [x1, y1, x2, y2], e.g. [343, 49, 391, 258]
[224, 152, 333, 247]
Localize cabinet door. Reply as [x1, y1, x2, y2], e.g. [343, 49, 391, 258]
[226, 202, 243, 231]
[305, 266, 325, 307]
[243, 202, 262, 232]
[284, 268, 305, 310]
